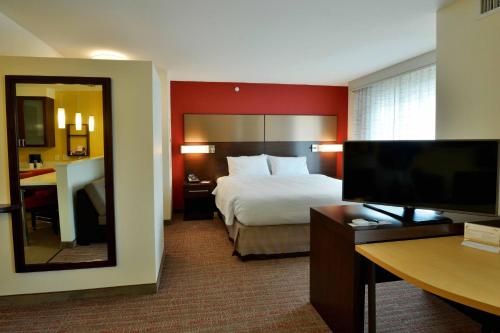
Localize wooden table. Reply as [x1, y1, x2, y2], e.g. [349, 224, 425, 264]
[19, 172, 57, 245]
[20, 172, 57, 189]
[309, 204, 491, 333]
[356, 236, 500, 332]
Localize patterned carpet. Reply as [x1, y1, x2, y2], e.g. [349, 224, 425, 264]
[0, 217, 481, 332]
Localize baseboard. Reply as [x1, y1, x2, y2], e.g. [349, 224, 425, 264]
[0, 252, 166, 306]
[163, 219, 172, 225]
[60, 239, 76, 248]
[0, 283, 156, 306]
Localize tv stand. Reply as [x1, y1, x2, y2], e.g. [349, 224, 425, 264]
[363, 204, 452, 225]
[310, 205, 467, 333]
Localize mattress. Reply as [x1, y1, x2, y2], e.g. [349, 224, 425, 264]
[213, 174, 346, 226]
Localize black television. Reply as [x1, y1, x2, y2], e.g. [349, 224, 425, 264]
[342, 140, 500, 224]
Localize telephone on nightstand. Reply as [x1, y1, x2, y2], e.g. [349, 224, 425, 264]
[187, 173, 200, 183]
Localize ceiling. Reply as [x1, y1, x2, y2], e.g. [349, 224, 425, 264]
[0, 0, 453, 85]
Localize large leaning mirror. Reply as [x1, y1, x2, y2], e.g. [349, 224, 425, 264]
[5, 76, 115, 272]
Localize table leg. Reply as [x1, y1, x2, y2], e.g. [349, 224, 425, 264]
[368, 261, 376, 333]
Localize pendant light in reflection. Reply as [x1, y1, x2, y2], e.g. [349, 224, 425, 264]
[75, 113, 82, 131]
[57, 108, 66, 129]
[88, 116, 95, 132]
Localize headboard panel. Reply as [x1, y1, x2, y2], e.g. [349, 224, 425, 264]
[265, 115, 337, 141]
[185, 114, 264, 142]
[264, 141, 337, 176]
[183, 114, 339, 181]
[184, 142, 263, 181]
[184, 141, 337, 181]
[184, 114, 337, 142]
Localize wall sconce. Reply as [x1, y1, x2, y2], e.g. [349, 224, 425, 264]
[57, 108, 66, 129]
[311, 144, 343, 152]
[88, 116, 95, 132]
[181, 145, 215, 154]
[75, 113, 82, 131]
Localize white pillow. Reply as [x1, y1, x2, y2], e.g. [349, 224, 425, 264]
[227, 155, 271, 176]
[268, 156, 310, 175]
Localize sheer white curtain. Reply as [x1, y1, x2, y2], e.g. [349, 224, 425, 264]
[351, 65, 436, 140]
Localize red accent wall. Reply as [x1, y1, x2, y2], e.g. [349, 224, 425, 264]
[171, 81, 348, 209]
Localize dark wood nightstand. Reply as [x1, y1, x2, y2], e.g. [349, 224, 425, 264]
[183, 180, 215, 220]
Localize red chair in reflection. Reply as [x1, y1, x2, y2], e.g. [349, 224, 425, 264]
[21, 169, 59, 233]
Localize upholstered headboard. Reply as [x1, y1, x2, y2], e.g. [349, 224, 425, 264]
[183, 114, 339, 180]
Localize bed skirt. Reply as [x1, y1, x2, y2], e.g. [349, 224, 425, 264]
[225, 220, 310, 256]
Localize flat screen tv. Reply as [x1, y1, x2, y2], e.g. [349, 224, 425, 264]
[343, 140, 500, 224]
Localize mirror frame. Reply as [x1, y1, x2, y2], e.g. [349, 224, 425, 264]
[5, 75, 116, 272]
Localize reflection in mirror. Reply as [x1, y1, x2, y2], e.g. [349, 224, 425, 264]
[15, 82, 110, 266]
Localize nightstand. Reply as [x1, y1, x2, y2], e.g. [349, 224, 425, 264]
[183, 180, 216, 220]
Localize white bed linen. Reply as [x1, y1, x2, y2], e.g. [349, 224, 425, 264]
[213, 174, 346, 226]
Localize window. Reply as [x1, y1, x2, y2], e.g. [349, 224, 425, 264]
[351, 64, 436, 140]
[480, 0, 500, 15]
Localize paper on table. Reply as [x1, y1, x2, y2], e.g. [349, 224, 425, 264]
[348, 221, 392, 228]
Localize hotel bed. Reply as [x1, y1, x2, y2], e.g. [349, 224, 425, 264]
[213, 174, 346, 256]
[181, 114, 343, 257]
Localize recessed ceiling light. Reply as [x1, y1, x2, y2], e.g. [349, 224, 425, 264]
[90, 50, 128, 60]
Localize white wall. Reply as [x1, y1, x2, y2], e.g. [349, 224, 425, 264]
[56, 158, 105, 243]
[0, 12, 60, 57]
[152, 66, 164, 277]
[161, 70, 172, 221]
[347, 51, 436, 139]
[15, 86, 55, 98]
[0, 56, 162, 296]
[436, 0, 500, 139]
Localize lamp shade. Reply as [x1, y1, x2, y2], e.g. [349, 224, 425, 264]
[311, 144, 343, 152]
[57, 108, 66, 129]
[88, 116, 95, 132]
[75, 113, 82, 131]
[180, 145, 215, 154]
